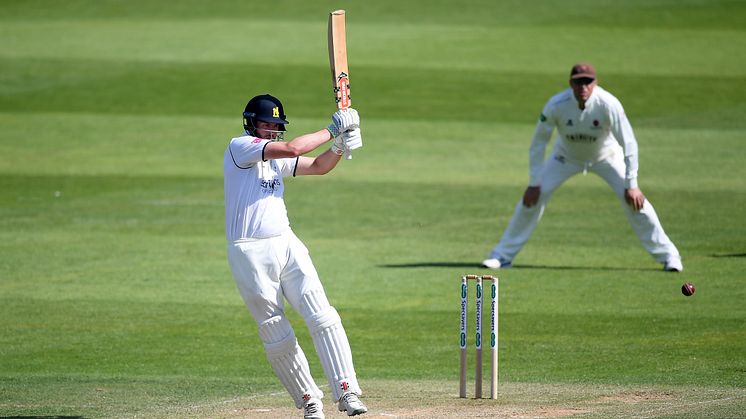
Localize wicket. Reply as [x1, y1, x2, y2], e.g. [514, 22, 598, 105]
[459, 274, 498, 399]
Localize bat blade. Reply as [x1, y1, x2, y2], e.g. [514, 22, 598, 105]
[328, 10, 351, 110]
[328, 9, 353, 159]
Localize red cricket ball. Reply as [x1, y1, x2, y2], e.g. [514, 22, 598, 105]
[681, 282, 696, 296]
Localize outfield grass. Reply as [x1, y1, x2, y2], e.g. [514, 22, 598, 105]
[1, 1, 745, 418]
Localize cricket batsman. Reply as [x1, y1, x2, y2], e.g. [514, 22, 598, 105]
[224, 94, 367, 418]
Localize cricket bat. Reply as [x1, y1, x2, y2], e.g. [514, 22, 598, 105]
[328, 9, 354, 160]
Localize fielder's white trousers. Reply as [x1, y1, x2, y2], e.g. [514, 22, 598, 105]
[490, 152, 680, 265]
[227, 230, 361, 407]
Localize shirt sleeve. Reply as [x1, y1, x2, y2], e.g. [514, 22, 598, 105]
[227, 136, 269, 168]
[607, 98, 639, 189]
[528, 102, 555, 186]
[275, 157, 299, 178]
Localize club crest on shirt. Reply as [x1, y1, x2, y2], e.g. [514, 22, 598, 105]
[566, 119, 573, 126]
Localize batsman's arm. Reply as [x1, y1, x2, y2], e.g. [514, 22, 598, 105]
[264, 129, 332, 160]
[295, 150, 342, 176]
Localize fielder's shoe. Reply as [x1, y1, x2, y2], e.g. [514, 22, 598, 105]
[338, 392, 367, 416]
[663, 257, 683, 272]
[481, 257, 512, 269]
[303, 398, 324, 419]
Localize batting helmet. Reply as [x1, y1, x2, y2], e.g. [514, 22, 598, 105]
[243, 94, 289, 135]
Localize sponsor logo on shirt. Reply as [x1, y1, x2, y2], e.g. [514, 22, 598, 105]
[565, 133, 598, 143]
[260, 178, 281, 193]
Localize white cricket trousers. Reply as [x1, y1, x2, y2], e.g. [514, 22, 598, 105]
[490, 152, 680, 264]
[227, 230, 361, 407]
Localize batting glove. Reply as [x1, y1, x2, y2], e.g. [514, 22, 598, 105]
[327, 108, 360, 138]
[330, 134, 346, 155]
[342, 127, 363, 151]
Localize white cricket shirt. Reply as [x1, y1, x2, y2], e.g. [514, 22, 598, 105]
[224, 135, 299, 241]
[529, 86, 639, 188]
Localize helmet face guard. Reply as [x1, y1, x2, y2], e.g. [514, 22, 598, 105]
[243, 94, 289, 139]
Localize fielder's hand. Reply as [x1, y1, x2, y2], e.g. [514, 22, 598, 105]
[327, 108, 360, 138]
[624, 188, 645, 211]
[522, 186, 541, 207]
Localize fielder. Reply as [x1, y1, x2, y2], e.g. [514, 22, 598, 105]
[483, 63, 683, 272]
[224, 94, 367, 419]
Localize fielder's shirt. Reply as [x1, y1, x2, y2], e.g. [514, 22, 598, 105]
[224, 135, 298, 241]
[529, 85, 640, 189]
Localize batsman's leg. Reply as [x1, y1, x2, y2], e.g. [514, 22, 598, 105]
[281, 233, 363, 402]
[227, 238, 324, 409]
[259, 315, 325, 408]
[297, 289, 367, 415]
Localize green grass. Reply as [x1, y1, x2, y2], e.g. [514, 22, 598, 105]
[1, 1, 745, 418]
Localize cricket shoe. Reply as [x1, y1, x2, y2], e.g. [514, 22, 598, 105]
[338, 392, 367, 416]
[481, 257, 512, 269]
[663, 257, 683, 272]
[303, 398, 324, 419]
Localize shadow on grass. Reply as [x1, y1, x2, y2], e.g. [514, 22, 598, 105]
[379, 261, 658, 272]
[710, 253, 746, 258]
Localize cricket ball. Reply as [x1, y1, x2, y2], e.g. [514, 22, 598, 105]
[681, 282, 695, 296]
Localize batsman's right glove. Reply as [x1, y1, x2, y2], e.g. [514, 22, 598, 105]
[342, 127, 363, 151]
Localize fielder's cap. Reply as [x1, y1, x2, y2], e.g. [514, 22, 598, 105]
[570, 63, 597, 80]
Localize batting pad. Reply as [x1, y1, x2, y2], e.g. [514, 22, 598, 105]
[305, 307, 361, 401]
[258, 315, 323, 408]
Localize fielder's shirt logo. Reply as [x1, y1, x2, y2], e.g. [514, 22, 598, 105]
[566, 119, 573, 126]
[566, 133, 598, 143]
